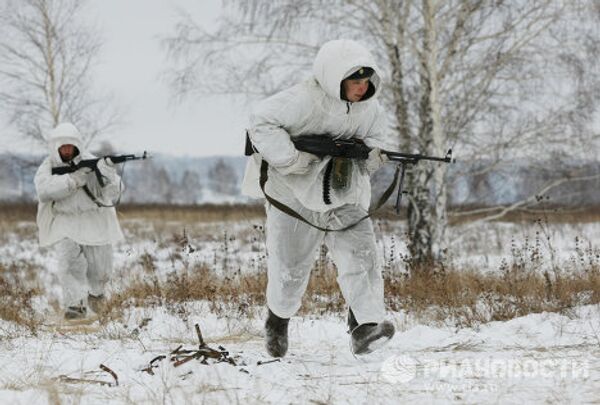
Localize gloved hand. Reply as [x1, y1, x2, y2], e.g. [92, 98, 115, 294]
[68, 168, 91, 188]
[277, 151, 320, 175]
[97, 157, 116, 176]
[365, 147, 388, 174]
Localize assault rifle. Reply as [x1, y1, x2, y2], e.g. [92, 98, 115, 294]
[290, 135, 453, 163]
[52, 152, 149, 187]
[245, 133, 454, 218]
[290, 135, 454, 213]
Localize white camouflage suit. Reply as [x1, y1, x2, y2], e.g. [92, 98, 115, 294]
[34, 123, 124, 310]
[242, 39, 399, 325]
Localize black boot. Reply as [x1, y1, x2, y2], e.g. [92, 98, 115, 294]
[348, 308, 395, 355]
[64, 305, 87, 320]
[88, 293, 105, 314]
[265, 308, 290, 357]
[348, 307, 360, 332]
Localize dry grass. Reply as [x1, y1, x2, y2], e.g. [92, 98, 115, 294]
[0, 203, 37, 222]
[0, 262, 41, 333]
[116, 203, 264, 223]
[0, 202, 265, 224]
[447, 205, 600, 225]
[97, 258, 268, 324]
[97, 252, 600, 328]
[385, 264, 600, 327]
[1, 202, 599, 330]
[5, 202, 600, 224]
[383, 225, 600, 326]
[100, 262, 342, 323]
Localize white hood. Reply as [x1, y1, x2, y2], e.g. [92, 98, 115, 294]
[47, 122, 85, 165]
[312, 39, 381, 101]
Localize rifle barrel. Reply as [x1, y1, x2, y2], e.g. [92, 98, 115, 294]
[383, 149, 453, 163]
[109, 151, 148, 163]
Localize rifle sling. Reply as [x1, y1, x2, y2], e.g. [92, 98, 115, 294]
[82, 185, 119, 208]
[259, 160, 399, 232]
[82, 185, 101, 207]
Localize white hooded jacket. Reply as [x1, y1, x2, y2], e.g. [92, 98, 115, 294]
[34, 123, 124, 247]
[241, 39, 399, 212]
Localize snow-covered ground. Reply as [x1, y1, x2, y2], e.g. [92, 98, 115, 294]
[0, 214, 599, 403]
[0, 304, 598, 404]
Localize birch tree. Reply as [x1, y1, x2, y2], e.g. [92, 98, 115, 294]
[164, 0, 599, 267]
[0, 0, 119, 147]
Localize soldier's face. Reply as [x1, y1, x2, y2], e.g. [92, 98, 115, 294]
[343, 78, 370, 102]
[58, 144, 76, 161]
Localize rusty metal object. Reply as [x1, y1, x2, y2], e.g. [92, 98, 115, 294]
[57, 363, 119, 387]
[141, 355, 166, 375]
[142, 323, 238, 374]
[100, 364, 119, 386]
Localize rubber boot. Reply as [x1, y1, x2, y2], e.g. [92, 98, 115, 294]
[348, 308, 395, 355]
[64, 304, 87, 320]
[265, 308, 290, 357]
[88, 293, 106, 314]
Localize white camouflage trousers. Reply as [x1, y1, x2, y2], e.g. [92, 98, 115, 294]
[56, 238, 113, 308]
[265, 200, 385, 325]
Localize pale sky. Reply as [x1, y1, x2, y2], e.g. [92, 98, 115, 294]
[2, 0, 250, 157]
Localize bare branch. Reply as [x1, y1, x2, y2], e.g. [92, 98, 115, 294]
[0, 0, 120, 147]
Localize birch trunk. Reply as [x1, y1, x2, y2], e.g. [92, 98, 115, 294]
[406, 0, 448, 266]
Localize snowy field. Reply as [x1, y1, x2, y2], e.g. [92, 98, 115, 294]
[0, 209, 599, 404]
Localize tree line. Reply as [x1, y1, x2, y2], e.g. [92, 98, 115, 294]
[0, 154, 241, 205]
